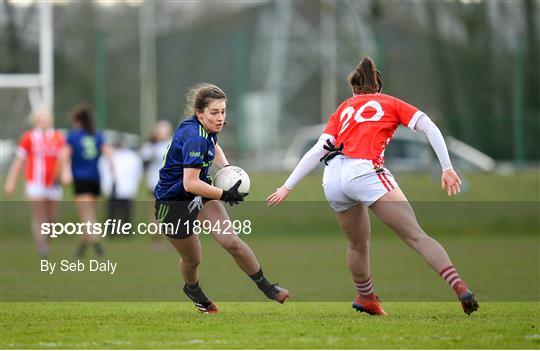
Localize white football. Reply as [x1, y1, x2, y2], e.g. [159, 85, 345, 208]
[214, 166, 250, 194]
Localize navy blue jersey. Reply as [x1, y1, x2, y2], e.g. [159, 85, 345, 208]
[67, 129, 104, 181]
[154, 116, 217, 201]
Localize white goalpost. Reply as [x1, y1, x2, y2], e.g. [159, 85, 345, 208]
[0, 1, 54, 115]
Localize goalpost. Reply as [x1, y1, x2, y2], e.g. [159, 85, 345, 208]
[0, 1, 54, 117]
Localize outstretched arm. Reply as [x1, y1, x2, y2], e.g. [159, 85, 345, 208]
[4, 155, 25, 195]
[267, 133, 334, 206]
[413, 115, 461, 196]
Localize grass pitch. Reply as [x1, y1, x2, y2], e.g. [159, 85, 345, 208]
[1, 171, 539, 348]
[1, 302, 539, 349]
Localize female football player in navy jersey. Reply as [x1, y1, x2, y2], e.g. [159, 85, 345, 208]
[268, 57, 478, 316]
[155, 84, 288, 313]
[61, 104, 114, 257]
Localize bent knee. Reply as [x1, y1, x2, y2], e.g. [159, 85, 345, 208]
[221, 238, 243, 255]
[181, 256, 201, 269]
[349, 239, 370, 253]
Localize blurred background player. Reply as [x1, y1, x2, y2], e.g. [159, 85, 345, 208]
[154, 83, 289, 313]
[141, 120, 172, 194]
[4, 108, 64, 257]
[61, 104, 114, 257]
[140, 120, 172, 248]
[268, 56, 478, 316]
[99, 134, 143, 237]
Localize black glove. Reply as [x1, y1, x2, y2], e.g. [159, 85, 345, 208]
[220, 180, 246, 205]
[320, 139, 344, 165]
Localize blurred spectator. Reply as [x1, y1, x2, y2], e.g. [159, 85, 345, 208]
[99, 135, 143, 236]
[140, 120, 172, 249]
[140, 120, 172, 194]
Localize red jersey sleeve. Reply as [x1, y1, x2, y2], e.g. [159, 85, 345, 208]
[393, 97, 423, 130]
[322, 108, 340, 137]
[17, 131, 31, 158]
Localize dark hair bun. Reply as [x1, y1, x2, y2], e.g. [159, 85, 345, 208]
[349, 56, 381, 95]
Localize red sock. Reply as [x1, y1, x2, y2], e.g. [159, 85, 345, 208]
[354, 276, 375, 300]
[439, 265, 469, 296]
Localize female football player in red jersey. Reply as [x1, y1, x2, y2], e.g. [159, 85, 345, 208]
[4, 107, 65, 257]
[267, 57, 478, 316]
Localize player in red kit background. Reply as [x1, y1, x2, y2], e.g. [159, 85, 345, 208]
[267, 56, 478, 316]
[4, 108, 65, 257]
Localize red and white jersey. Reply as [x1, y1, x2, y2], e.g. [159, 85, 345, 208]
[323, 93, 424, 168]
[17, 128, 65, 187]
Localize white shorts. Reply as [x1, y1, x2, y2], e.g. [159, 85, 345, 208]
[25, 182, 63, 201]
[322, 155, 398, 212]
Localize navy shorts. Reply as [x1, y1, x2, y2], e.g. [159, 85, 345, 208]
[74, 179, 101, 196]
[154, 199, 200, 240]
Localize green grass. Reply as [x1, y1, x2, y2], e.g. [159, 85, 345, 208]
[2, 170, 540, 202]
[1, 302, 539, 349]
[1, 234, 538, 302]
[1, 171, 539, 348]
[245, 170, 540, 202]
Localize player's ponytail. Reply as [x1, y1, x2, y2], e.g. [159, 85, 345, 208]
[348, 56, 382, 95]
[70, 103, 95, 134]
[184, 83, 227, 117]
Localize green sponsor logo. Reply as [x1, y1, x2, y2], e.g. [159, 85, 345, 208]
[189, 151, 201, 158]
